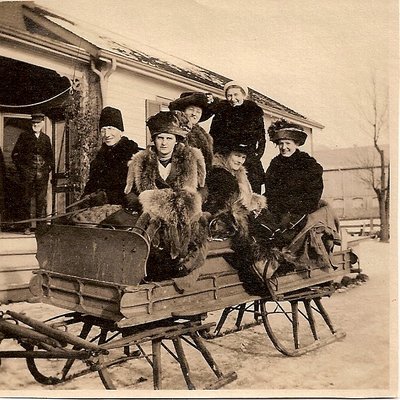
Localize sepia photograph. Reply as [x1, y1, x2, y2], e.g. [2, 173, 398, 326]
[0, 0, 397, 397]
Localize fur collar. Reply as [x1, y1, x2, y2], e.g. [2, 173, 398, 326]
[212, 154, 265, 211]
[125, 142, 206, 194]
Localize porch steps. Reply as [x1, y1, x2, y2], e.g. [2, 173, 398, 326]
[0, 233, 38, 303]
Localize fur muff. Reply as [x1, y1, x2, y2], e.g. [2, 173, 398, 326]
[139, 188, 203, 259]
[125, 142, 206, 195]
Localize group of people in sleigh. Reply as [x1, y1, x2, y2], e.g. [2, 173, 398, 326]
[70, 81, 340, 290]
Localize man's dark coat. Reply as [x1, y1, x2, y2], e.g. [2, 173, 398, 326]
[83, 136, 139, 205]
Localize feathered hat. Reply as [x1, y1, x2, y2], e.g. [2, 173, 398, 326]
[268, 118, 307, 146]
[169, 92, 213, 122]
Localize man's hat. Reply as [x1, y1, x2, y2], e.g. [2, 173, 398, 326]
[268, 118, 307, 146]
[168, 92, 213, 122]
[147, 110, 190, 139]
[223, 81, 249, 97]
[31, 113, 45, 123]
[99, 106, 124, 131]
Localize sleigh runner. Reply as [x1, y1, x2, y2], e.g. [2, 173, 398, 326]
[0, 209, 360, 389]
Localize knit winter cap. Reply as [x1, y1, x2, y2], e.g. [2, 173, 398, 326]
[99, 106, 124, 131]
[223, 81, 249, 97]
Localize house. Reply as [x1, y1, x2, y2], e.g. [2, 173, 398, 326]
[315, 145, 390, 221]
[0, 1, 324, 302]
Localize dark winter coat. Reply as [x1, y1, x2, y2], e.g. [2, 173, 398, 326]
[264, 149, 323, 219]
[83, 136, 139, 205]
[209, 99, 266, 192]
[209, 100, 266, 155]
[11, 129, 53, 177]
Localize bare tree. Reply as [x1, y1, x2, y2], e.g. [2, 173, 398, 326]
[355, 73, 390, 242]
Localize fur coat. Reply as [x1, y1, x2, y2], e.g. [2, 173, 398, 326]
[125, 142, 206, 260]
[205, 153, 266, 237]
[264, 149, 323, 219]
[187, 124, 214, 171]
[208, 99, 266, 193]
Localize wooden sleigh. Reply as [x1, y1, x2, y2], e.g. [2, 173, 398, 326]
[0, 210, 359, 389]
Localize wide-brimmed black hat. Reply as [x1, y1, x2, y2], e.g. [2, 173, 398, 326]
[218, 141, 252, 156]
[99, 106, 124, 131]
[268, 118, 307, 146]
[31, 113, 45, 122]
[169, 92, 213, 122]
[147, 110, 190, 139]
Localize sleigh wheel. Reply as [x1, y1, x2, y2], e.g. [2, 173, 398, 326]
[259, 295, 346, 356]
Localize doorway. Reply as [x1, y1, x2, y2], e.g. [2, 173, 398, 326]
[0, 57, 73, 229]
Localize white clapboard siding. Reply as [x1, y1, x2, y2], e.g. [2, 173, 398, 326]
[107, 72, 202, 147]
[0, 234, 38, 303]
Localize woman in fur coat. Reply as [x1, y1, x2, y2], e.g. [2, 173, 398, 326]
[208, 81, 266, 193]
[169, 92, 214, 171]
[204, 142, 266, 238]
[204, 141, 266, 293]
[263, 118, 323, 243]
[124, 110, 208, 282]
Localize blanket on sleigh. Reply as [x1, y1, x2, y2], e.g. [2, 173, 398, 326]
[249, 204, 341, 285]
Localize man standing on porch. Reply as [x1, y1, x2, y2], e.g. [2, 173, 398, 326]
[11, 112, 53, 235]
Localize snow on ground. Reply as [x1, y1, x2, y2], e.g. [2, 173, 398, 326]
[0, 239, 396, 397]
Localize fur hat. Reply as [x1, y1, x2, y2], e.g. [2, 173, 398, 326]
[31, 113, 45, 122]
[99, 106, 124, 131]
[147, 110, 190, 139]
[224, 81, 248, 97]
[169, 92, 213, 122]
[268, 118, 307, 146]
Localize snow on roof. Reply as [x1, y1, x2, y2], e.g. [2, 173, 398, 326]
[314, 144, 390, 170]
[30, 4, 306, 119]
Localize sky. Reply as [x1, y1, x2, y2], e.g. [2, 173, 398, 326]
[36, 0, 397, 150]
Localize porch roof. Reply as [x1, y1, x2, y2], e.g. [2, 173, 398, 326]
[1, 1, 324, 128]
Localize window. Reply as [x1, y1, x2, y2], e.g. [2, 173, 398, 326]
[145, 98, 172, 145]
[352, 197, 364, 209]
[371, 196, 379, 208]
[332, 198, 344, 217]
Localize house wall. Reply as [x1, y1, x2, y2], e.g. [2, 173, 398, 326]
[321, 168, 382, 219]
